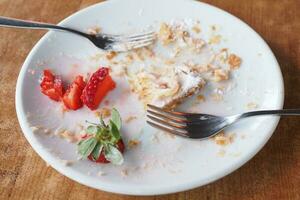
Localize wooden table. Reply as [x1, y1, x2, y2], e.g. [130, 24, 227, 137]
[0, 0, 299, 199]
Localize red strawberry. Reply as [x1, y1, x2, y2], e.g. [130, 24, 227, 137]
[88, 140, 125, 163]
[40, 69, 64, 101]
[62, 76, 86, 110]
[81, 67, 116, 110]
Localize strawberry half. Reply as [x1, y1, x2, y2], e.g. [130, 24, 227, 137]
[40, 69, 64, 101]
[77, 108, 125, 165]
[62, 76, 86, 110]
[81, 67, 116, 110]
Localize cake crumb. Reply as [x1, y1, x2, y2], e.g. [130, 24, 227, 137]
[192, 25, 201, 33]
[228, 54, 242, 70]
[125, 116, 137, 123]
[211, 93, 223, 101]
[97, 171, 106, 176]
[95, 107, 111, 118]
[159, 23, 174, 45]
[106, 51, 117, 60]
[128, 139, 140, 149]
[87, 26, 101, 34]
[247, 102, 258, 109]
[30, 126, 40, 133]
[196, 94, 205, 102]
[44, 128, 51, 135]
[209, 35, 222, 44]
[57, 130, 79, 143]
[212, 69, 229, 82]
[28, 69, 36, 75]
[217, 149, 226, 157]
[61, 160, 75, 166]
[214, 131, 236, 146]
[121, 169, 128, 177]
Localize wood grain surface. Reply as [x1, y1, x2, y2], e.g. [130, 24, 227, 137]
[0, 0, 299, 199]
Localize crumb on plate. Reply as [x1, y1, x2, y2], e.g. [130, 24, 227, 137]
[94, 107, 111, 118]
[217, 149, 226, 157]
[159, 23, 174, 45]
[228, 54, 242, 70]
[128, 139, 140, 149]
[106, 51, 117, 60]
[97, 171, 106, 176]
[214, 131, 236, 146]
[212, 69, 229, 82]
[192, 25, 201, 33]
[125, 116, 137, 123]
[121, 169, 128, 177]
[246, 102, 258, 109]
[209, 34, 222, 44]
[196, 94, 205, 102]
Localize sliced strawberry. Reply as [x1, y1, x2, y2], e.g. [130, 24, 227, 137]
[40, 69, 63, 101]
[81, 67, 116, 110]
[62, 75, 86, 110]
[88, 140, 125, 163]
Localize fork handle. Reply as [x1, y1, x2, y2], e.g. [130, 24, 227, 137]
[0, 16, 89, 38]
[241, 109, 300, 118]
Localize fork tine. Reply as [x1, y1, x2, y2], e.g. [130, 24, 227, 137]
[103, 31, 155, 40]
[146, 121, 188, 138]
[124, 37, 155, 45]
[130, 41, 153, 50]
[125, 35, 155, 42]
[147, 104, 187, 119]
[147, 110, 187, 123]
[119, 31, 155, 40]
[147, 115, 186, 129]
[115, 33, 155, 42]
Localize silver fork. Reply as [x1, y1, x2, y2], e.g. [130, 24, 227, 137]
[146, 104, 300, 139]
[0, 16, 155, 51]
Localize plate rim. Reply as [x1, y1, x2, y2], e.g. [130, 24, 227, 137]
[15, 0, 284, 195]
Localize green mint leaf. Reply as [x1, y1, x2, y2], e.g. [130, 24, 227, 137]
[91, 143, 103, 161]
[77, 137, 98, 158]
[99, 116, 106, 128]
[111, 108, 121, 130]
[104, 144, 124, 165]
[86, 125, 99, 135]
[109, 120, 121, 141]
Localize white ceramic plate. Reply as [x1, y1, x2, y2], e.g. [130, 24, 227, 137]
[16, 0, 284, 195]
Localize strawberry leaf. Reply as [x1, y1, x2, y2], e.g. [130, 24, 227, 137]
[104, 144, 124, 165]
[109, 120, 120, 141]
[77, 137, 97, 158]
[91, 143, 103, 161]
[99, 116, 106, 128]
[111, 108, 121, 130]
[86, 125, 99, 135]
